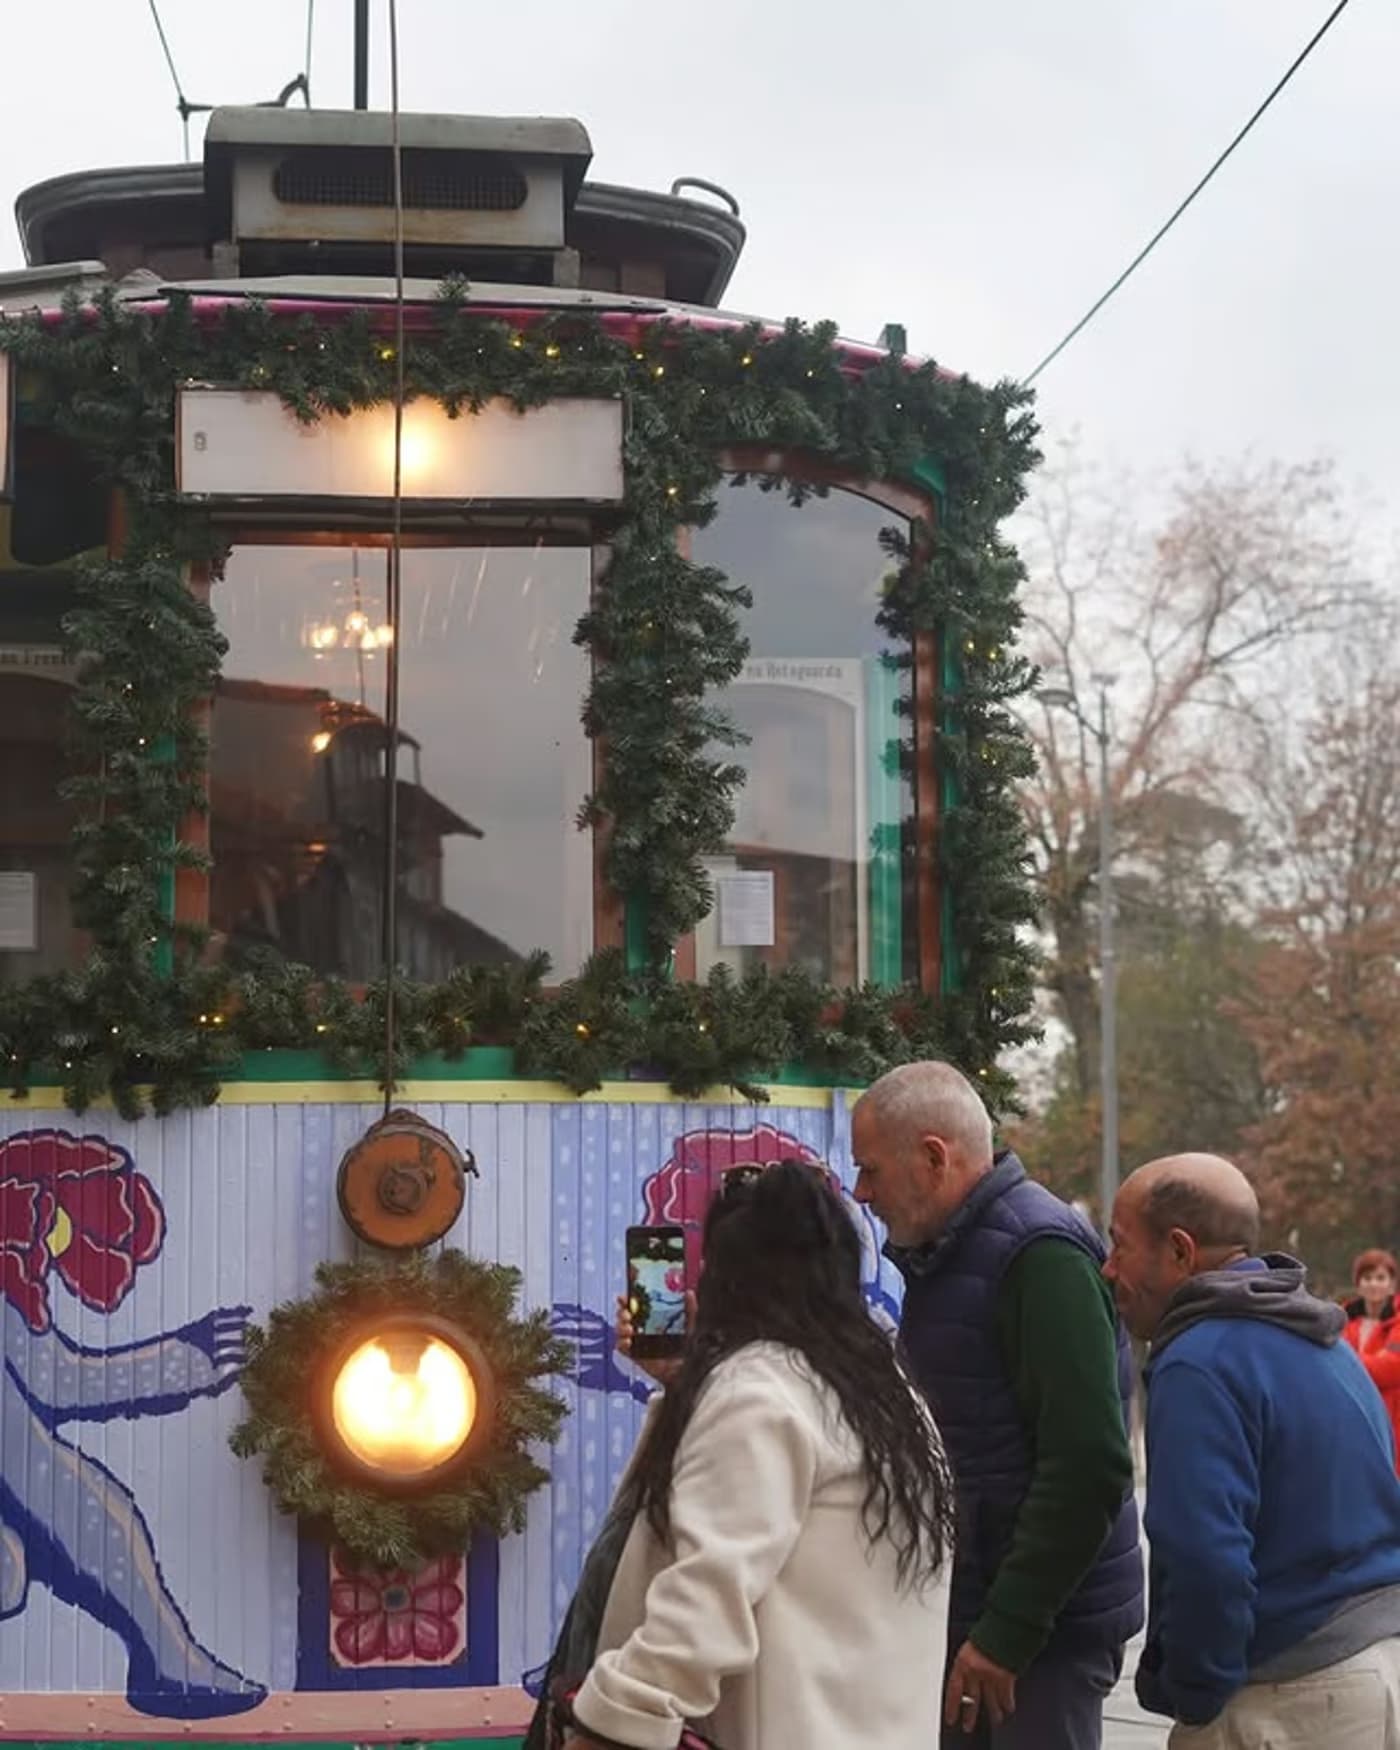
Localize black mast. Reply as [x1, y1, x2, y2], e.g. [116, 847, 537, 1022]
[353, 0, 369, 107]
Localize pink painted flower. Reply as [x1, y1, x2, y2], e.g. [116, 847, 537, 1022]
[641, 1124, 824, 1276]
[664, 1266, 685, 1293]
[330, 1551, 466, 1666]
[0, 1130, 165, 1332]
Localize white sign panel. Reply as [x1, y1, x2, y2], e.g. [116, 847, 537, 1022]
[176, 390, 625, 505]
[0, 644, 75, 681]
[717, 870, 776, 948]
[0, 871, 37, 952]
[736, 657, 865, 706]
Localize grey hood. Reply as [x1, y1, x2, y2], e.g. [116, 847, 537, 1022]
[1150, 1252, 1345, 1361]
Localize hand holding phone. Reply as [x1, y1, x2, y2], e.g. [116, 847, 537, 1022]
[622, 1226, 690, 1378]
[615, 1293, 691, 1388]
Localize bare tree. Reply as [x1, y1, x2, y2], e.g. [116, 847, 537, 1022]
[1018, 443, 1362, 1100]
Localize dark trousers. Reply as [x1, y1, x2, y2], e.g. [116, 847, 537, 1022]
[941, 1642, 1125, 1750]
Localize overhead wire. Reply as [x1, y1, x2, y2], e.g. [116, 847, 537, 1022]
[381, 0, 407, 1116]
[304, 0, 316, 106]
[144, 0, 197, 160]
[1022, 0, 1357, 388]
[146, 0, 313, 161]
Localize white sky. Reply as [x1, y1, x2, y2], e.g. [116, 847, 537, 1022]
[1, 0, 1392, 511]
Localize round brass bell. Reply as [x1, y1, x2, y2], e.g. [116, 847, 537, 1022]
[336, 1109, 472, 1250]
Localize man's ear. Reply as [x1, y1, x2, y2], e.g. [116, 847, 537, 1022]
[920, 1133, 952, 1175]
[1168, 1227, 1197, 1273]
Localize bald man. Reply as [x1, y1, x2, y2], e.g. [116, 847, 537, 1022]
[851, 1063, 1142, 1750]
[1105, 1154, 1400, 1747]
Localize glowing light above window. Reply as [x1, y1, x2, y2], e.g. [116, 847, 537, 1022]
[175, 389, 624, 504]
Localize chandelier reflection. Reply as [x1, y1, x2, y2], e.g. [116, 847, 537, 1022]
[301, 549, 392, 707]
[307, 610, 394, 654]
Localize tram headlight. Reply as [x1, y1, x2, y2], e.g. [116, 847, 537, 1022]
[317, 1315, 494, 1490]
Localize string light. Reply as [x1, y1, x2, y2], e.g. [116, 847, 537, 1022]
[575, 1022, 590, 1038]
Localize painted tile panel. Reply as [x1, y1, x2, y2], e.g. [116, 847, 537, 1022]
[0, 1093, 879, 1728]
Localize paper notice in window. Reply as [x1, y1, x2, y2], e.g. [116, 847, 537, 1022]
[717, 871, 775, 948]
[0, 871, 37, 952]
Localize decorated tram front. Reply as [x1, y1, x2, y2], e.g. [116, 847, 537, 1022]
[0, 104, 1037, 1744]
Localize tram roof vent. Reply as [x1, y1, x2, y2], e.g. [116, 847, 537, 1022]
[203, 108, 592, 279]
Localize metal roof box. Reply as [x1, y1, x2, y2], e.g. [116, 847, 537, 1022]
[203, 108, 592, 263]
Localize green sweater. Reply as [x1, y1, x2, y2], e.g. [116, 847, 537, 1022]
[966, 1237, 1136, 1674]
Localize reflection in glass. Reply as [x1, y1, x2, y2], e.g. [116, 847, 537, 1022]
[0, 572, 83, 980]
[691, 480, 916, 986]
[210, 544, 592, 982]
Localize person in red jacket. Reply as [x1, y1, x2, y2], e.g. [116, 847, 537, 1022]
[1345, 1248, 1400, 1472]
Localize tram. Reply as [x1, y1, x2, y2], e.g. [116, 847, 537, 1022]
[0, 99, 1036, 1746]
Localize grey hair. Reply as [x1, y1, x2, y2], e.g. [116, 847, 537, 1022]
[855, 1061, 994, 1166]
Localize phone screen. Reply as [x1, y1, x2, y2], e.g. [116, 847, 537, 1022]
[626, 1226, 687, 1354]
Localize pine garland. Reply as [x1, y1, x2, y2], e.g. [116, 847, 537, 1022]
[0, 289, 1040, 1115]
[230, 1249, 571, 1570]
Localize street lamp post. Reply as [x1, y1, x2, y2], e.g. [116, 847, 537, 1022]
[1039, 677, 1118, 1234]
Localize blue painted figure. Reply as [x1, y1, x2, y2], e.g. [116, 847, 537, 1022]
[552, 1120, 900, 1405]
[0, 1128, 264, 1718]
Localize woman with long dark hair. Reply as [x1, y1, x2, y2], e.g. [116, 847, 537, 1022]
[544, 1158, 955, 1750]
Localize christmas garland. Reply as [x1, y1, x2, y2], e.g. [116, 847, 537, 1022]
[230, 1248, 571, 1570]
[0, 288, 1040, 1115]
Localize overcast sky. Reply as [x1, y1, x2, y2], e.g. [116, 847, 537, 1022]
[2, 0, 1392, 522]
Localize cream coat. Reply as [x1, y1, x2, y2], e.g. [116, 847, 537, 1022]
[571, 1342, 951, 1750]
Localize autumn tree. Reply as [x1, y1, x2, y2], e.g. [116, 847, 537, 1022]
[1007, 888, 1270, 1211]
[1233, 634, 1400, 1288]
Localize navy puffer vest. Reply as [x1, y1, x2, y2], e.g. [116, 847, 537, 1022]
[890, 1152, 1144, 1655]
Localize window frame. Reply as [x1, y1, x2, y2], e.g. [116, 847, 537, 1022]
[178, 526, 615, 987]
[668, 449, 943, 994]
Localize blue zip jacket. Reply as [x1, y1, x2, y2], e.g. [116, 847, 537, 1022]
[1137, 1254, 1400, 1726]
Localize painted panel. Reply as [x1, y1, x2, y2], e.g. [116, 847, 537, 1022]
[0, 1087, 883, 1738]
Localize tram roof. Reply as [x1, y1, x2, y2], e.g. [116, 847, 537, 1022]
[0, 265, 937, 377]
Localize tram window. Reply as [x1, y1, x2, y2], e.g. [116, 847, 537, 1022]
[207, 544, 594, 983]
[689, 477, 918, 988]
[0, 572, 84, 979]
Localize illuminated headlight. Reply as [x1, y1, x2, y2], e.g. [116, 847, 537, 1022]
[317, 1315, 494, 1490]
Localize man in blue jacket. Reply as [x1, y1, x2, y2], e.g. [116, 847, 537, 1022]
[1105, 1152, 1400, 1747]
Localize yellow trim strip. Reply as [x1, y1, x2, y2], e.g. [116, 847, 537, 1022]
[8, 1080, 842, 1111]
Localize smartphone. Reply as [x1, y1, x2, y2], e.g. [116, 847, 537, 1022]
[625, 1225, 688, 1360]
